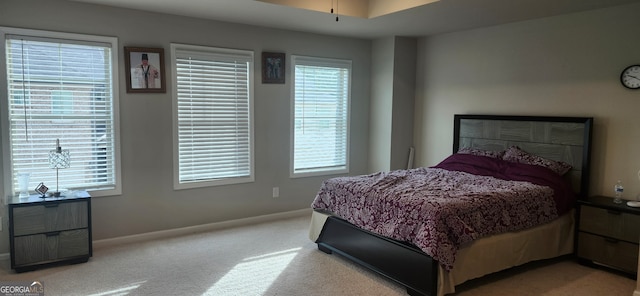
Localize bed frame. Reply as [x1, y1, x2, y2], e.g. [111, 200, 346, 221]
[315, 114, 593, 296]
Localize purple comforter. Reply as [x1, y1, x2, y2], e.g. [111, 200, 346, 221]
[311, 154, 575, 271]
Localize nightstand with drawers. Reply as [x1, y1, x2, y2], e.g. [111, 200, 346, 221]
[8, 191, 92, 272]
[577, 195, 640, 275]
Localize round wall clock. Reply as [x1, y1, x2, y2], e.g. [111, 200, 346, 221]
[620, 64, 640, 89]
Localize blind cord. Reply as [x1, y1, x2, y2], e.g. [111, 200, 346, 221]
[20, 39, 29, 140]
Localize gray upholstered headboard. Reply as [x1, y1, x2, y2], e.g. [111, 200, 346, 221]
[453, 115, 593, 198]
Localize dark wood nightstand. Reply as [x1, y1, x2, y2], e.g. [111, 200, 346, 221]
[576, 195, 640, 275]
[8, 191, 92, 272]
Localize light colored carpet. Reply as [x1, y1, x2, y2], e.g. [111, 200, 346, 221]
[0, 214, 636, 295]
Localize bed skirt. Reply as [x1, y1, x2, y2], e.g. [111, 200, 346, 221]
[309, 209, 575, 296]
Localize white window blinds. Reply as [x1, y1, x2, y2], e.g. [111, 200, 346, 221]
[4, 32, 119, 195]
[291, 55, 351, 177]
[172, 44, 254, 188]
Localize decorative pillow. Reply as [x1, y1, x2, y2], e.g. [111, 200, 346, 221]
[457, 147, 505, 159]
[502, 146, 572, 175]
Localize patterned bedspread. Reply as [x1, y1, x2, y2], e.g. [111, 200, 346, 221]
[311, 154, 575, 271]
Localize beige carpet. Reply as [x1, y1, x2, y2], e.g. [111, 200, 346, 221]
[0, 214, 636, 296]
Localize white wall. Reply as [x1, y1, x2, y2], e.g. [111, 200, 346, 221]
[414, 2, 640, 199]
[0, 0, 371, 254]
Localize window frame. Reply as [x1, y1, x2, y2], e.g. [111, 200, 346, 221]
[0, 26, 122, 198]
[290, 55, 351, 178]
[171, 43, 255, 190]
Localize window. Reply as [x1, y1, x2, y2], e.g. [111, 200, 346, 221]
[291, 55, 351, 177]
[171, 44, 254, 189]
[51, 90, 74, 114]
[1, 27, 121, 196]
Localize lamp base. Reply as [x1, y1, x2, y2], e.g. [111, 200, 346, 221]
[52, 191, 62, 198]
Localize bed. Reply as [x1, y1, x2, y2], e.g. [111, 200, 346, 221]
[308, 114, 593, 296]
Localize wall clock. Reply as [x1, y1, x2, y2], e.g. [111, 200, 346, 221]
[620, 64, 640, 89]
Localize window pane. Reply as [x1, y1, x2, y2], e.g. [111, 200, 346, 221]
[173, 44, 254, 188]
[292, 56, 351, 176]
[5, 33, 118, 195]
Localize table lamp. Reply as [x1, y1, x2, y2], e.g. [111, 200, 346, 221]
[48, 139, 70, 197]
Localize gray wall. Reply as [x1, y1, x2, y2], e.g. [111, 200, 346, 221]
[368, 37, 394, 172]
[2, 0, 639, 259]
[414, 2, 640, 198]
[390, 37, 416, 170]
[369, 36, 416, 172]
[0, 0, 371, 253]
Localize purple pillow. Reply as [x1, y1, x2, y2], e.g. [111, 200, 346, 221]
[457, 147, 504, 159]
[502, 146, 572, 175]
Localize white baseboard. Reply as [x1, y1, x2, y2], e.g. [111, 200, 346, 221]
[93, 208, 311, 250]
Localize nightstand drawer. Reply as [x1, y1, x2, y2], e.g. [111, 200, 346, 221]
[579, 206, 640, 243]
[12, 201, 89, 236]
[577, 232, 638, 273]
[13, 229, 90, 266]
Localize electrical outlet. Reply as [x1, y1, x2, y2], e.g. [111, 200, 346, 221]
[272, 187, 279, 198]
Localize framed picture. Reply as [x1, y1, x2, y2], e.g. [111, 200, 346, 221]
[262, 52, 285, 84]
[125, 47, 166, 93]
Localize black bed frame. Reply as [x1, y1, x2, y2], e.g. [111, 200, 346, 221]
[317, 217, 438, 295]
[315, 114, 593, 296]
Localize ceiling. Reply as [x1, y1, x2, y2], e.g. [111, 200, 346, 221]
[68, 0, 640, 39]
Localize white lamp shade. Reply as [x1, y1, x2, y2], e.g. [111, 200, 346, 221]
[48, 150, 70, 169]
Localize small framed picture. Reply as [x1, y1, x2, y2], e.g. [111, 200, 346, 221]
[35, 182, 48, 197]
[262, 52, 285, 84]
[125, 47, 166, 93]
